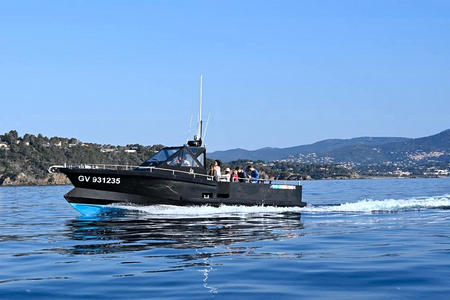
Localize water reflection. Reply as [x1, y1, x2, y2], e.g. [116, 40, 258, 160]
[64, 211, 304, 255]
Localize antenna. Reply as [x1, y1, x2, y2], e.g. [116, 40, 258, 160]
[187, 75, 205, 147]
[197, 74, 203, 141]
[203, 112, 211, 146]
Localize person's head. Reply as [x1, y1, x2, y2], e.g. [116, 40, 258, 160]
[214, 160, 221, 167]
[249, 165, 254, 171]
[235, 167, 240, 171]
[225, 167, 231, 174]
[233, 169, 238, 174]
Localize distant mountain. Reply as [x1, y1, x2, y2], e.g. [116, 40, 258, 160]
[312, 129, 450, 166]
[1, 129, 448, 185]
[209, 137, 410, 162]
[382, 129, 450, 153]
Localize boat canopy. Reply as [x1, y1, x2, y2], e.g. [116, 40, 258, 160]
[141, 145, 207, 173]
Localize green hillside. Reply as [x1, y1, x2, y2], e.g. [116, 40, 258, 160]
[0, 130, 163, 185]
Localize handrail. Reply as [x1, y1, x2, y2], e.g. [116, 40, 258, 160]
[48, 164, 302, 186]
[222, 177, 301, 185]
[48, 163, 214, 180]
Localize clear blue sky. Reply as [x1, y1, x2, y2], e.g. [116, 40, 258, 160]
[1, 1, 449, 151]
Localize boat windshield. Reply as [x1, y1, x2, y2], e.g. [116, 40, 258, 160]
[167, 149, 201, 168]
[189, 147, 203, 155]
[144, 148, 180, 165]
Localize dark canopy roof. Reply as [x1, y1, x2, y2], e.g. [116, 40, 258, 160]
[141, 145, 207, 174]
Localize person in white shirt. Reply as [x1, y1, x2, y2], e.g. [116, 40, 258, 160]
[213, 160, 222, 181]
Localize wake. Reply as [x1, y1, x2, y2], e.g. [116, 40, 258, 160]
[110, 203, 303, 217]
[303, 194, 450, 213]
[108, 194, 450, 217]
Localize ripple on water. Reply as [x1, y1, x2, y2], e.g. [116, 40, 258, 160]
[0, 179, 450, 299]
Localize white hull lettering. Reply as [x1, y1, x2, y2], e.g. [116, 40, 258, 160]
[78, 175, 120, 184]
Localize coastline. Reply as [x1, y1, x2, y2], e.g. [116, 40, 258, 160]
[0, 173, 70, 186]
[1, 174, 448, 187]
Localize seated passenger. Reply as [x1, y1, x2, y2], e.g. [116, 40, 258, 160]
[221, 167, 231, 182]
[248, 165, 260, 183]
[209, 164, 215, 176]
[237, 167, 247, 182]
[181, 157, 191, 166]
[231, 168, 239, 182]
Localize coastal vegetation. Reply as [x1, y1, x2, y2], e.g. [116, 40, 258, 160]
[223, 160, 359, 180]
[0, 130, 163, 185]
[0, 130, 449, 186]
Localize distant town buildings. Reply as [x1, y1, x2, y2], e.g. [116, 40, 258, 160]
[409, 151, 444, 161]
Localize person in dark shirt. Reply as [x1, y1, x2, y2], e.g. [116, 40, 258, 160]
[237, 167, 247, 182]
[248, 165, 260, 183]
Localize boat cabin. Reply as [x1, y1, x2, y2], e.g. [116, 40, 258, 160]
[140, 145, 207, 174]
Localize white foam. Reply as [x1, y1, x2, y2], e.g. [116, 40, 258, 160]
[107, 194, 450, 217]
[109, 203, 303, 218]
[302, 194, 450, 213]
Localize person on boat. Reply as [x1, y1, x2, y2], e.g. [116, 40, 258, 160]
[248, 165, 260, 183]
[181, 157, 191, 166]
[231, 168, 239, 182]
[237, 167, 247, 182]
[222, 167, 231, 182]
[209, 164, 215, 176]
[245, 166, 252, 181]
[213, 160, 222, 181]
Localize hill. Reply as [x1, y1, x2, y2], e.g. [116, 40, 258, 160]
[0, 130, 163, 185]
[283, 129, 450, 168]
[209, 137, 410, 162]
[1, 129, 448, 185]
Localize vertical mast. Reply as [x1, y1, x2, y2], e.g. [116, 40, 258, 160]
[198, 74, 203, 142]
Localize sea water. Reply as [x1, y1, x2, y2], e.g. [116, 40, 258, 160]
[0, 178, 449, 299]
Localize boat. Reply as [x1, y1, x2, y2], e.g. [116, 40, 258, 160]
[49, 76, 306, 214]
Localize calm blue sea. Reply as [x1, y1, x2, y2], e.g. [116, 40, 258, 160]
[0, 178, 449, 299]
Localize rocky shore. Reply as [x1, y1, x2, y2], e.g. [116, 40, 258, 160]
[0, 173, 70, 186]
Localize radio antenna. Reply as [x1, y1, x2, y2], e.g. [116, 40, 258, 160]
[203, 112, 211, 146]
[187, 75, 204, 147]
[197, 74, 203, 142]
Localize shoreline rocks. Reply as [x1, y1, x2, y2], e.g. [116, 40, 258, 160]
[0, 173, 70, 186]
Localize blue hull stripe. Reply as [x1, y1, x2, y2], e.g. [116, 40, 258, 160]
[70, 203, 116, 216]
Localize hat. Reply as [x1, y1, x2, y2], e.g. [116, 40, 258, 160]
[225, 167, 231, 172]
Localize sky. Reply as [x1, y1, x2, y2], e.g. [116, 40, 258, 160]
[0, 0, 449, 151]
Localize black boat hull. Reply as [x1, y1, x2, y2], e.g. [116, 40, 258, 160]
[61, 168, 305, 208]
